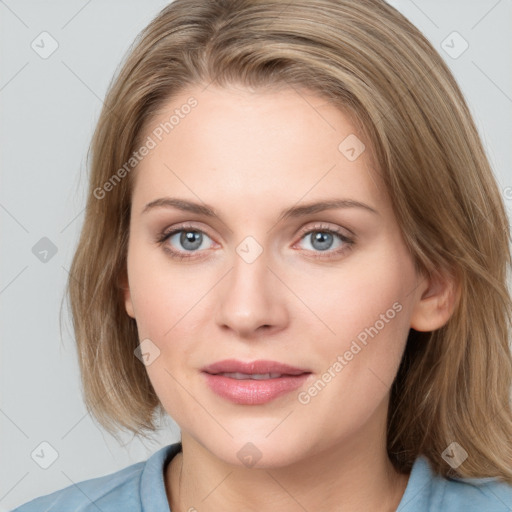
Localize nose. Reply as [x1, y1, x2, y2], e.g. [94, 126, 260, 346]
[214, 249, 289, 339]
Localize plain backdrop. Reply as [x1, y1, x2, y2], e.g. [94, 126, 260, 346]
[1, 0, 511, 510]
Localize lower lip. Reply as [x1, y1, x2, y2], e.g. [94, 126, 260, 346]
[202, 372, 311, 405]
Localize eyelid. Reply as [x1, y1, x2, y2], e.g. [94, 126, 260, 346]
[295, 222, 354, 240]
[157, 222, 217, 245]
[158, 221, 352, 243]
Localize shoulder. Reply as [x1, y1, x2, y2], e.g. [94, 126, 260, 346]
[399, 455, 512, 512]
[11, 443, 181, 512]
[440, 473, 512, 511]
[11, 462, 145, 512]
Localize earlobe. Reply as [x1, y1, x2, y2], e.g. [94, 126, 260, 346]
[118, 269, 135, 319]
[124, 288, 135, 319]
[410, 270, 459, 332]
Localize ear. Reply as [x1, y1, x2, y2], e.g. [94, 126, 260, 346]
[410, 269, 459, 332]
[118, 267, 135, 319]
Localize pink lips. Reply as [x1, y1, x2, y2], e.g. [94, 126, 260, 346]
[201, 359, 312, 405]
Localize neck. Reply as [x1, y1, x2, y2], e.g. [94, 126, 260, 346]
[165, 404, 409, 512]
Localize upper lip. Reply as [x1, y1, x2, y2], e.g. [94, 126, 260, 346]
[202, 359, 310, 376]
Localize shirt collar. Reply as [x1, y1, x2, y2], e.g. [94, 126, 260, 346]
[140, 441, 183, 512]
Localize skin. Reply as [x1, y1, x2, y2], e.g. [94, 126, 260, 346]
[122, 83, 457, 511]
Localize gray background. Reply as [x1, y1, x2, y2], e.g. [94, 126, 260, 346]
[1, 0, 511, 509]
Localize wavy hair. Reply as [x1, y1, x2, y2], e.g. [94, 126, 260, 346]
[65, 0, 512, 482]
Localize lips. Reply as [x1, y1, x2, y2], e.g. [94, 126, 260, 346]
[214, 372, 285, 380]
[201, 359, 312, 405]
[202, 359, 310, 376]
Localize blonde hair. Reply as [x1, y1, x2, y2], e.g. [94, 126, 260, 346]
[65, 0, 512, 482]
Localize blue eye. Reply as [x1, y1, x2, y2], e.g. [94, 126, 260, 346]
[294, 225, 354, 260]
[299, 230, 346, 252]
[169, 230, 210, 252]
[157, 224, 354, 261]
[157, 227, 214, 259]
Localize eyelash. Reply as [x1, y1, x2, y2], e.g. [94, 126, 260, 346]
[155, 223, 355, 261]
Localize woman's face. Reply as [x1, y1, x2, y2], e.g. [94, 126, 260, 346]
[123, 83, 426, 467]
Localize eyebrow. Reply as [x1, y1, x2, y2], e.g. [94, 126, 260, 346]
[142, 197, 378, 221]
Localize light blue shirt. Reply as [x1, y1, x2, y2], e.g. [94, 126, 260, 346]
[11, 441, 512, 511]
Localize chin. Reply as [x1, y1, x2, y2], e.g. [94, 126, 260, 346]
[203, 432, 311, 469]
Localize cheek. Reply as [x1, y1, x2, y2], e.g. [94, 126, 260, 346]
[290, 244, 414, 348]
[126, 245, 214, 390]
[292, 267, 413, 443]
[126, 237, 208, 337]
[127, 260, 204, 419]
[291, 247, 415, 407]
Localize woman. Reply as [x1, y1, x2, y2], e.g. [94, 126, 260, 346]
[13, 0, 512, 510]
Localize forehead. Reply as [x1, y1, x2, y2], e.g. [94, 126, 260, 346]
[130, 84, 386, 217]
